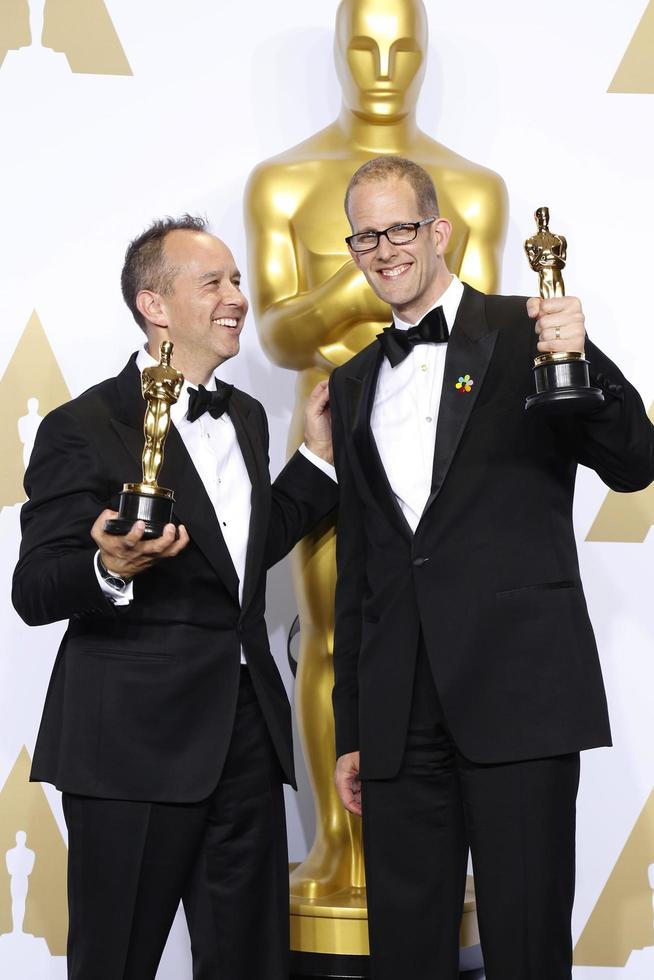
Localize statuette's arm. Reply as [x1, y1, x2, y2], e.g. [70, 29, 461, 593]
[256, 261, 390, 370]
[245, 171, 389, 371]
[457, 225, 505, 295]
[454, 182, 508, 294]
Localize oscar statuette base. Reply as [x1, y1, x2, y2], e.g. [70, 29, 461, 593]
[289, 874, 481, 978]
[104, 483, 175, 540]
[525, 352, 604, 413]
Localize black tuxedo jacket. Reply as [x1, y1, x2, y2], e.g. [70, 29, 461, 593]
[13, 355, 337, 802]
[330, 285, 654, 778]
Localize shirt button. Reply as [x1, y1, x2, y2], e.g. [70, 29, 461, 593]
[420, 364, 428, 372]
[425, 416, 432, 423]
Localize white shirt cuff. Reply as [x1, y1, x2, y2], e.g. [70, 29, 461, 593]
[299, 443, 337, 482]
[94, 551, 134, 606]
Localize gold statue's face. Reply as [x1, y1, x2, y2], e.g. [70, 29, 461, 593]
[155, 231, 248, 370]
[347, 177, 451, 323]
[335, 0, 427, 119]
[536, 207, 549, 229]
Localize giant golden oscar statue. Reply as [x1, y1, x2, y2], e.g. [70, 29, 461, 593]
[245, 0, 507, 965]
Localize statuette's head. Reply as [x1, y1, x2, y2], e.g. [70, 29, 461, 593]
[535, 206, 550, 230]
[335, 0, 427, 120]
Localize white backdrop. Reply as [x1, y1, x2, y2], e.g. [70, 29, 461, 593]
[0, 1, 652, 977]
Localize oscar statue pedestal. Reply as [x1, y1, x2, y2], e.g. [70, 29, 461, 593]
[289, 872, 481, 979]
[526, 352, 604, 412]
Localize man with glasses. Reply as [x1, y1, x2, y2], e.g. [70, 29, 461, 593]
[330, 155, 654, 979]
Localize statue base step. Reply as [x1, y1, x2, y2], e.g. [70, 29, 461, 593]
[289, 874, 481, 978]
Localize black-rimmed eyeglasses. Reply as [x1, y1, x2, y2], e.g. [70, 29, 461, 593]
[345, 217, 436, 253]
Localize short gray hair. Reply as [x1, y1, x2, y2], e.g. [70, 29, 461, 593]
[121, 214, 208, 332]
[345, 156, 439, 222]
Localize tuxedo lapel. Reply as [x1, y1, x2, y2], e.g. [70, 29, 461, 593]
[350, 344, 413, 541]
[228, 391, 268, 617]
[423, 285, 497, 517]
[345, 376, 363, 434]
[108, 357, 240, 601]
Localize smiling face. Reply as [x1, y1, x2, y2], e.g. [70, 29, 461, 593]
[335, 0, 427, 120]
[138, 230, 248, 383]
[347, 176, 452, 324]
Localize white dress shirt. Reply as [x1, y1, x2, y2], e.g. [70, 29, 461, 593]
[371, 275, 464, 533]
[97, 348, 336, 665]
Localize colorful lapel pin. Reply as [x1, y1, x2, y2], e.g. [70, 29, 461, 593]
[455, 374, 474, 393]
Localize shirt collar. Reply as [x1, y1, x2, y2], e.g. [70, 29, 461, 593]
[392, 274, 464, 333]
[135, 346, 225, 426]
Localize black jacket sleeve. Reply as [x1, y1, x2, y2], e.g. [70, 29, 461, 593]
[12, 404, 112, 627]
[329, 374, 367, 758]
[555, 339, 654, 491]
[262, 401, 338, 569]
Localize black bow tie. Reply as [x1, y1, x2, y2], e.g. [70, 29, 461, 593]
[186, 380, 234, 422]
[377, 306, 449, 368]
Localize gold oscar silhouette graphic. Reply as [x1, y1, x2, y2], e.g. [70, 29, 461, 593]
[0, 747, 68, 968]
[0, 0, 131, 74]
[0, 0, 30, 67]
[0, 311, 71, 510]
[245, 0, 504, 967]
[575, 788, 654, 970]
[609, 0, 654, 93]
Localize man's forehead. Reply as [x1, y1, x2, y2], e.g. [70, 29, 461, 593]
[164, 229, 236, 271]
[348, 179, 420, 231]
[350, 177, 417, 211]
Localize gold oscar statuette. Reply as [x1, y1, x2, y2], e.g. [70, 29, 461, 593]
[104, 340, 184, 538]
[524, 206, 604, 411]
[245, 0, 499, 971]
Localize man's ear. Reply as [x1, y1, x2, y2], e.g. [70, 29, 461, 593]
[433, 218, 452, 256]
[136, 290, 168, 329]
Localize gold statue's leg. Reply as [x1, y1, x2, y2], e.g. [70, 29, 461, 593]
[142, 405, 156, 486]
[540, 270, 555, 300]
[288, 371, 365, 899]
[142, 401, 169, 486]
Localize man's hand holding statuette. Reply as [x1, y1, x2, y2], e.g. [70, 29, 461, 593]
[92, 511, 190, 580]
[528, 295, 586, 356]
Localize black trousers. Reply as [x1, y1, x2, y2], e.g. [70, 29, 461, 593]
[362, 643, 580, 980]
[62, 667, 288, 980]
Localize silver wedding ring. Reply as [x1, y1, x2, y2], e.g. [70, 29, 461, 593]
[555, 326, 561, 340]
